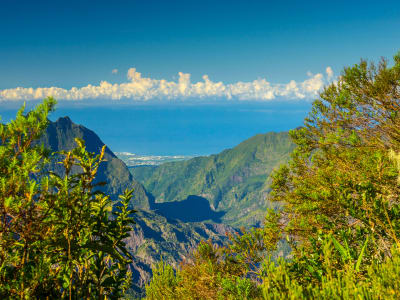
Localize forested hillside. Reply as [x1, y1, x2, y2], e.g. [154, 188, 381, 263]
[132, 131, 294, 227]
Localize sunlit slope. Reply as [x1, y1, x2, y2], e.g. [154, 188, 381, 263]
[131, 131, 294, 227]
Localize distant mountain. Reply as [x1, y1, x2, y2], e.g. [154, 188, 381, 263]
[131, 132, 295, 227]
[36, 116, 150, 209]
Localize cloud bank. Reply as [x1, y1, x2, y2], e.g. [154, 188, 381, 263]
[0, 68, 334, 102]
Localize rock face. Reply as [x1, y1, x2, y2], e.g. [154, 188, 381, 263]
[37, 116, 150, 209]
[126, 210, 234, 296]
[131, 132, 295, 227]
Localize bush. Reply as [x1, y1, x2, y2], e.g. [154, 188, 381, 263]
[0, 98, 136, 298]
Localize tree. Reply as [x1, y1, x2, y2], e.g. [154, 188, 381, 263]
[0, 97, 136, 299]
[270, 53, 400, 259]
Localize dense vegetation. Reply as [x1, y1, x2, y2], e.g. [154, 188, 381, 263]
[0, 98, 135, 298]
[145, 54, 400, 299]
[132, 132, 294, 227]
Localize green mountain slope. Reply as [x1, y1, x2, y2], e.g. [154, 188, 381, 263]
[36, 116, 150, 209]
[131, 131, 294, 227]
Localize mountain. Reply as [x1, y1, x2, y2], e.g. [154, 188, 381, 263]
[131, 132, 295, 227]
[35, 117, 293, 295]
[36, 116, 150, 209]
[36, 116, 234, 296]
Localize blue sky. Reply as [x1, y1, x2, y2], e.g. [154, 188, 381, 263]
[1, 0, 399, 91]
[0, 0, 399, 154]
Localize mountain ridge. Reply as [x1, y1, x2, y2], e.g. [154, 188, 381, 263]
[131, 131, 295, 227]
[36, 116, 150, 209]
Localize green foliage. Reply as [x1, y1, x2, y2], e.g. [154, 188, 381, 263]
[145, 260, 179, 299]
[220, 277, 259, 300]
[264, 52, 400, 297]
[260, 244, 400, 299]
[269, 52, 400, 259]
[145, 52, 400, 299]
[0, 98, 135, 298]
[144, 211, 281, 299]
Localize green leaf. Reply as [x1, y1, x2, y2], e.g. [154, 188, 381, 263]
[355, 236, 369, 272]
[4, 196, 13, 209]
[331, 236, 349, 262]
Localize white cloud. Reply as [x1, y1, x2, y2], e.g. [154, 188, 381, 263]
[0, 67, 335, 102]
[111, 69, 118, 74]
[326, 66, 334, 80]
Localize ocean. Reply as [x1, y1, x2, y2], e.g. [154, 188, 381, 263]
[1, 100, 311, 156]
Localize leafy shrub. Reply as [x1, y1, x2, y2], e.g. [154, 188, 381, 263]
[0, 98, 136, 299]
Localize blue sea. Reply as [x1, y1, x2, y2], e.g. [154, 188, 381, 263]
[0, 100, 311, 156]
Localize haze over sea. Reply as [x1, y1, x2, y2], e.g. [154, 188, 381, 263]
[1, 100, 310, 156]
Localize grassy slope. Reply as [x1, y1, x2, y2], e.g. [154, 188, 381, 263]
[131, 132, 294, 227]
